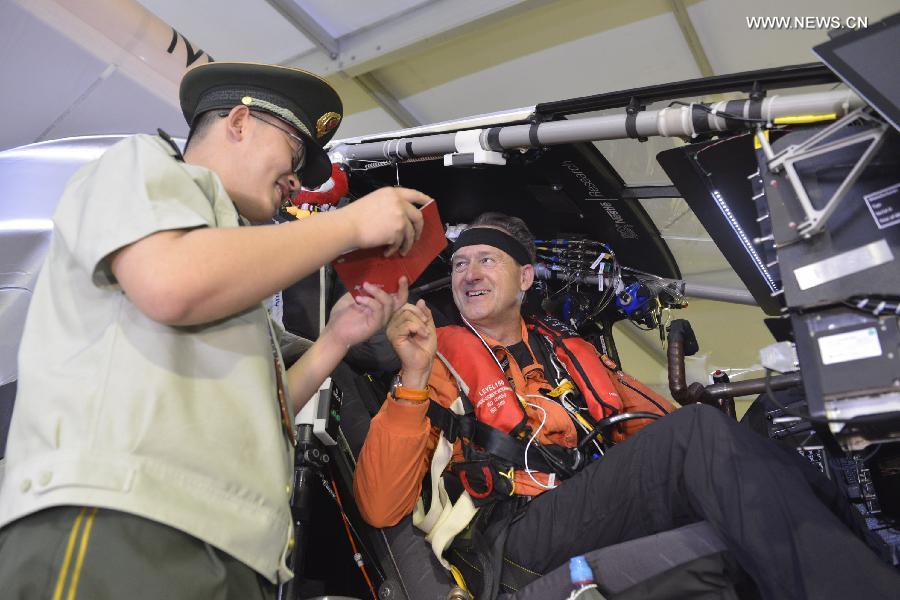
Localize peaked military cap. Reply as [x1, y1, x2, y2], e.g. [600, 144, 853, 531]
[180, 62, 343, 188]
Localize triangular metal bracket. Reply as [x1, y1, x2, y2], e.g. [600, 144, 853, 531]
[760, 108, 888, 239]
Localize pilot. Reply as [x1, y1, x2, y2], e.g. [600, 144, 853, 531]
[0, 62, 429, 598]
[354, 212, 899, 599]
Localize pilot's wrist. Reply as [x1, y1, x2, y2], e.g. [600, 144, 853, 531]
[400, 370, 430, 390]
[392, 373, 429, 404]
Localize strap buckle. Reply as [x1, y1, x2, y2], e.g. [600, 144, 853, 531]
[498, 467, 516, 496]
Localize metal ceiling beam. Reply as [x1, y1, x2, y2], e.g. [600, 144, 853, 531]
[263, 2, 421, 129]
[264, 0, 339, 59]
[669, 0, 714, 78]
[353, 73, 422, 129]
[283, 0, 548, 77]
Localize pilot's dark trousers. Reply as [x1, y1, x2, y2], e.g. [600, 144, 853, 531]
[503, 404, 899, 600]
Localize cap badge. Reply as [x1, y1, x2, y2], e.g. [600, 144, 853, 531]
[316, 112, 342, 139]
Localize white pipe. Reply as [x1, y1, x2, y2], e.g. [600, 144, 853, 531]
[333, 89, 863, 162]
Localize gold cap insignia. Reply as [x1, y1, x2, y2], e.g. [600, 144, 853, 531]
[316, 112, 342, 139]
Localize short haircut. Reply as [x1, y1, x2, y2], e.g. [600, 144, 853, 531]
[184, 110, 223, 151]
[468, 212, 536, 264]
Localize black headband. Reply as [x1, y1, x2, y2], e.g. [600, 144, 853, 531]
[452, 227, 533, 265]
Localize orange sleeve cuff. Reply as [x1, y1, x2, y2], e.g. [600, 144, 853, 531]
[380, 392, 430, 432]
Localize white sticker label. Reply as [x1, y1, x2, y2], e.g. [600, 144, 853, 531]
[817, 327, 882, 366]
[864, 183, 900, 230]
[794, 239, 894, 291]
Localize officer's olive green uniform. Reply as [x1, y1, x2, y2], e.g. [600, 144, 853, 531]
[0, 135, 295, 597]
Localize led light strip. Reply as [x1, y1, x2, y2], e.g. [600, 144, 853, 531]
[711, 189, 778, 292]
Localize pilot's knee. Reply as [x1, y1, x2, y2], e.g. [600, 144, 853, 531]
[673, 402, 717, 418]
[670, 402, 731, 430]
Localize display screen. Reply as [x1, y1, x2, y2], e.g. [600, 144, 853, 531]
[814, 13, 900, 131]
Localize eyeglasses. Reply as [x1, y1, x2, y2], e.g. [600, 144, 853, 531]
[246, 112, 307, 177]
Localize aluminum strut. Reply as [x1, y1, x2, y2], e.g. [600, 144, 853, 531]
[330, 89, 863, 164]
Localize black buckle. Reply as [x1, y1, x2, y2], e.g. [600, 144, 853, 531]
[626, 97, 648, 142]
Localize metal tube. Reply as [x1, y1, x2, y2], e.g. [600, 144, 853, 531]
[335, 132, 457, 162]
[682, 282, 757, 305]
[704, 372, 803, 399]
[536, 270, 756, 307]
[667, 339, 691, 403]
[332, 89, 862, 162]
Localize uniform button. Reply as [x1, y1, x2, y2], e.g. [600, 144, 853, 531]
[288, 536, 295, 550]
[285, 485, 291, 495]
[39, 471, 52, 486]
[20, 479, 31, 493]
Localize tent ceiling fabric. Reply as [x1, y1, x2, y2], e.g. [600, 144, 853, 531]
[279, 0, 438, 40]
[4, 0, 896, 144]
[134, 0, 316, 63]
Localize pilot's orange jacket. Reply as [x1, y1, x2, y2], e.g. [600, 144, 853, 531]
[353, 317, 675, 527]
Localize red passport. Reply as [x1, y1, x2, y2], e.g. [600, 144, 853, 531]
[333, 200, 447, 297]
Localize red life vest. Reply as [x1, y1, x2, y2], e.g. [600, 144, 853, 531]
[435, 316, 626, 437]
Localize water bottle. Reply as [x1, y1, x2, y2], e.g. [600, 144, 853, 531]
[567, 555, 606, 599]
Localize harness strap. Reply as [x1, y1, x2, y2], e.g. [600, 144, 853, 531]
[426, 401, 471, 444]
[473, 421, 579, 477]
[529, 316, 621, 417]
[427, 401, 580, 477]
[414, 394, 480, 570]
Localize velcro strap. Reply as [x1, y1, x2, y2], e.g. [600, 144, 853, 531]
[528, 122, 541, 147]
[691, 104, 709, 135]
[748, 98, 763, 121]
[485, 127, 504, 152]
[625, 112, 640, 139]
[723, 100, 745, 130]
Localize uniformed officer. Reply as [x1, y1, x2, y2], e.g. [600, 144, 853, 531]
[0, 62, 430, 599]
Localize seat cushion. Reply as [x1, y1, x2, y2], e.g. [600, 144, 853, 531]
[501, 521, 737, 599]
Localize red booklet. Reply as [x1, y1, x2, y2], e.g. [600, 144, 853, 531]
[333, 199, 447, 297]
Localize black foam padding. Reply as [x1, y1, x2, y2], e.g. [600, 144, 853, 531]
[667, 319, 700, 356]
[723, 100, 746, 130]
[692, 105, 709, 134]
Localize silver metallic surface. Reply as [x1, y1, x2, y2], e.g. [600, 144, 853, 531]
[793, 239, 894, 291]
[0, 136, 125, 385]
